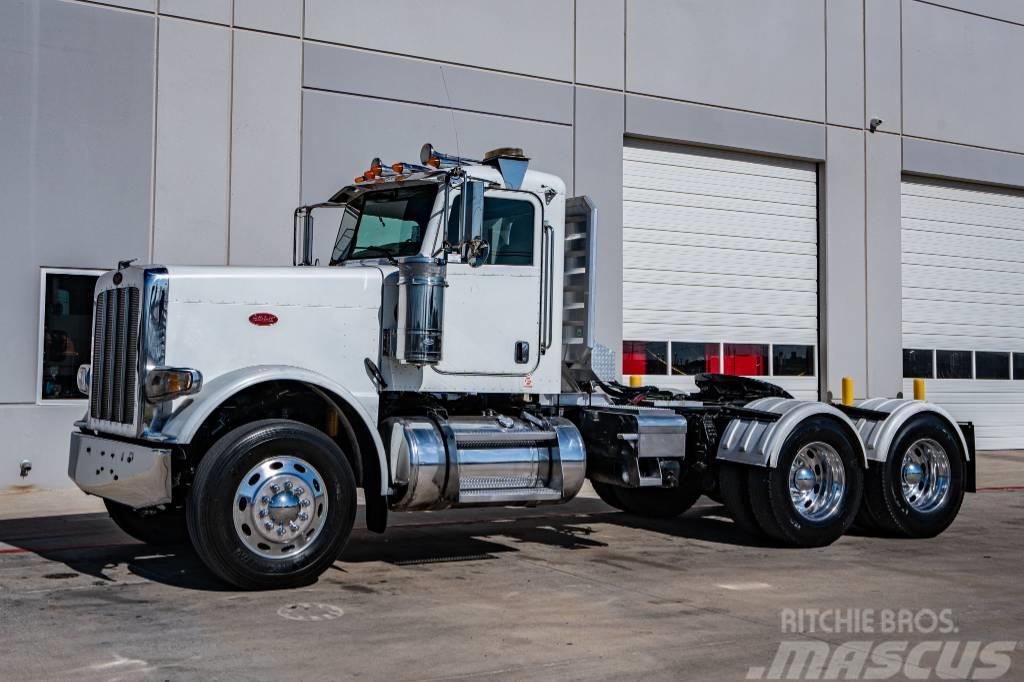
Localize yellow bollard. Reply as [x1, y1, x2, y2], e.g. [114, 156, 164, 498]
[913, 378, 926, 401]
[629, 375, 643, 388]
[841, 376, 854, 406]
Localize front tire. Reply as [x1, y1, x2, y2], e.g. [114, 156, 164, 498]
[105, 500, 189, 546]
[187, 419, 356, 590]
[746, 416, 864, 547]
[860, 414, 965, 538]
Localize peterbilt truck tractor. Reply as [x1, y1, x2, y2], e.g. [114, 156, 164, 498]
[69, 144, 975, 589]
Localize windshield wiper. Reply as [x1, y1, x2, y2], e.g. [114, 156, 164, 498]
[350, 246, 398, 265]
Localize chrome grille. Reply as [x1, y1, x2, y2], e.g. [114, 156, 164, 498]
[90, 286, 141, 424]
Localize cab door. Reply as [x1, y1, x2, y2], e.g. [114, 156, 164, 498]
[433, 189, 544, 376]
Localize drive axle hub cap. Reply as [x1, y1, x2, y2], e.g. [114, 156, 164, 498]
[900, 438, 950, 513]
[233, 456, 328, 559]
[788, 442, 846, 523]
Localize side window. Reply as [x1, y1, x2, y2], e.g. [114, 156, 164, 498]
[447, 194, 536, 266]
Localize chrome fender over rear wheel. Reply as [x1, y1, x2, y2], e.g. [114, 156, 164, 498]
[860, 414, 965, 538]
[187, 419, 356, 590]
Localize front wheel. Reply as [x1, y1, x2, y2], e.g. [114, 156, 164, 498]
[187, 419, 357, 590]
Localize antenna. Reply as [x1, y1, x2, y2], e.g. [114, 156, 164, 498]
[438, 66, 462, 161]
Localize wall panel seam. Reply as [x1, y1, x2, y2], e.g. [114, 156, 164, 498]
[300, 86, 572, 128]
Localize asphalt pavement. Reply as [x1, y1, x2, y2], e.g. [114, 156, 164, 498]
[0, 452, 1021, 680]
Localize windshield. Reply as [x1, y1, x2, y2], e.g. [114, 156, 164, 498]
[329, 184, 437, 264]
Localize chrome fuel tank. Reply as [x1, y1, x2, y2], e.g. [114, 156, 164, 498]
[383, 414, 586, 511]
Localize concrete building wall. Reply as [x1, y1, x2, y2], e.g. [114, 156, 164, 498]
[3, 0, 1024, 488]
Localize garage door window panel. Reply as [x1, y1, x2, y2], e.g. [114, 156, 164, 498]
[724, 343, 768, 377]
[670, 342, 718, 375]
[936, 350, 972, 379]
[773, 345, 815, 377]
[623, 341, 669, 376]
[1014, 353, 1024, 380]
[903, 349, 934, 379]
[976, 351, 1010, 380]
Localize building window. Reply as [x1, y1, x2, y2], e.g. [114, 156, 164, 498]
[1014, 353, 1024, 380]
[936, 350, 972, 379]
[670, 342, 718, 375]
[773, 344, 815, 377]
[39, 270, 99, 401]
[902, 349, 934, 378]
[976, 351, 1010, 380]
[723, 343, 768, 376]
[622, 341, 669, 375]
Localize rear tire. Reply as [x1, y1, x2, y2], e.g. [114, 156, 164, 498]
[717, 462, 762, 537]
[591, 481, 626, 510]
[105, 500, 189, 547]
[187, 419, 356, 590]
[746, 416, 864, 547]
[861, 414, 965, 538]
[590, 472, 703, 519]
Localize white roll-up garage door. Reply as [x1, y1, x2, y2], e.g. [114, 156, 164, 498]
[622, 140, 819, 400]
[901, 177, 1024, 450]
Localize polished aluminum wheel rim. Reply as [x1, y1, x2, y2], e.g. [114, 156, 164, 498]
[900, 438, 950, 513]
[233, 456, 328, 560]
[788, 442, 846, 523]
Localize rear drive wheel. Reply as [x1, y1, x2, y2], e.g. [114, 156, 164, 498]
[105, 500, 189, 546]
[591, 481, 626, 510]
[861, 414, 965, 538]
[717, 462, 762, 537]
[746, 416, 864, 547]
[187, 419, 356, 590]
[596, 471, 704, 519]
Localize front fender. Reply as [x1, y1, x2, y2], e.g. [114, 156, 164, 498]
[717, 398, 868, 468]
[159, 365, 389, 495]
[853, 398, 970, 463]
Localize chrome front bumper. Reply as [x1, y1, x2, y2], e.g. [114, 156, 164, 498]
[68, 432, 173, 508]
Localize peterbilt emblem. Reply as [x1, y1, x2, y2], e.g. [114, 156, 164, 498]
[249, 313, 278, 326]
[112, 272, 123, 285]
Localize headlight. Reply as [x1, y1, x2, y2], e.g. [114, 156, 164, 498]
[145, 367, 202, 402]
[76, 364, 91, 395]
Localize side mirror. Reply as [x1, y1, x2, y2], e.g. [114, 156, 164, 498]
[459, 180, 484, 245]
[460, 239, 490, 268]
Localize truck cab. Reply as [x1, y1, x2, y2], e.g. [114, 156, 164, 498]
[69, 144, 975, 590]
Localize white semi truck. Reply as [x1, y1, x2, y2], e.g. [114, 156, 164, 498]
[69, 144, 976, 589]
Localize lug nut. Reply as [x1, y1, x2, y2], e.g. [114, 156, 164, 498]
[298, 512, 309, 521]
[284, 481, 293, 490]
[276, 526, 285, 536]
[270, 484, 280, 493]
[301, 499, 311, 507]
[260, 496, 269, 505]
[258, 509, 268, 518]
[264, 521, 274, 530]
[295, 487, 304, 495]
[288, 521, 299, 531]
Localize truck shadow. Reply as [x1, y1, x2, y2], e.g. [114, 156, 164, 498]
[0, 499, 773, 592]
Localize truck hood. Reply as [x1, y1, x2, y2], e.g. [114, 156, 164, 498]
[163, 264, 384, 308]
